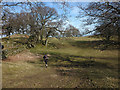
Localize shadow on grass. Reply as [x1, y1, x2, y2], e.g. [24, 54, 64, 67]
[50, 54, 118, 68]
[52, 58, 116, 69]
[68, 40, 119, 50]
[13, 38, 28, 45]
[49, 53, 118, 80]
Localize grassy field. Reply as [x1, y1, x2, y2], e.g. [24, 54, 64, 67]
[2, 36, 119, 88]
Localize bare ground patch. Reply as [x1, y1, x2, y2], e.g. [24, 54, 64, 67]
[3, 50, 42, 62]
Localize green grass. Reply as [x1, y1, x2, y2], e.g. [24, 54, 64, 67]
[2, 35, 28, 56]
[2, 36, 119, 88]
[29, 37, 118, 88]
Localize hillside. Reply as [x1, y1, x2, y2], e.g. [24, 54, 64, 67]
[2, 35, 119, 88]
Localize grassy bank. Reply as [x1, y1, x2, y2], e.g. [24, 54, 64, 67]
[29, 37, 118, 88]
[2, 36, 119, 88]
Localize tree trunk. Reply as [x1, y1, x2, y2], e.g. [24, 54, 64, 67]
[22, 31, 24, 34]
[38, 34, 41, 41]
[45, 38, 48, 47]
[8, 35, 10, 39]
[40, 28, 44, 42]
[8, 32, 10, 39]
[106, 35, 110, 42]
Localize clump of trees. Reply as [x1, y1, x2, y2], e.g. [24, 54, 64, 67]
[2, 2, 81, 47]
[79, 2, 120, 42]
[2, 1, 119, 49]
[64, 25, 81, 37]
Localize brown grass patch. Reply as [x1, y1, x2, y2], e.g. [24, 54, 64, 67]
[3, 50, 42, 62]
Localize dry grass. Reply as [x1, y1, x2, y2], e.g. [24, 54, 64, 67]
[2, 36, 119, 88]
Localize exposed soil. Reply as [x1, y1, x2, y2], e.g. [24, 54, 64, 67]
[4, 50, 42, 62]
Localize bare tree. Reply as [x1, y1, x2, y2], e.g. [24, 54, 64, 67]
[65, 24, 80, 37]
[78, 2, 120, 41]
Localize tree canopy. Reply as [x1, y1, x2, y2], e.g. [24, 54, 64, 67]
[79, 2, 120, 41]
